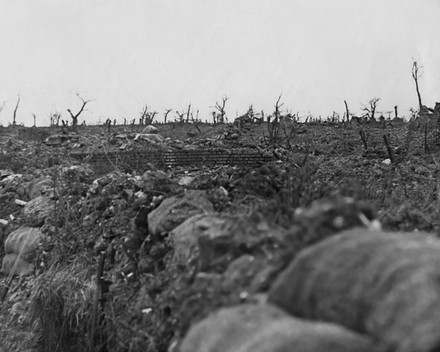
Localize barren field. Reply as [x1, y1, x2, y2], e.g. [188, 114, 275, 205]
[1, 118, 440, 352]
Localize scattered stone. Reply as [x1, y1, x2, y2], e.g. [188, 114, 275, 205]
[148, 190, 214, 236]
[43, 133, 79, 146]
[0, 173, 23, 186]
[26, 177, 52, 199]
[178, 176, 195, 187]
[0, 169, 14, 180]
[14, 199, 27, 206]
[169, 214, 229, 266]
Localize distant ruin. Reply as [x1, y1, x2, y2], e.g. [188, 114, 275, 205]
[71, 148, 274, 174]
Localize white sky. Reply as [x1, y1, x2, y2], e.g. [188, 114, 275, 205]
[0, 0, 439, 126]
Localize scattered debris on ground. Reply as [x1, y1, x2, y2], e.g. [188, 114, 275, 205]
[1, 120, 440, 352]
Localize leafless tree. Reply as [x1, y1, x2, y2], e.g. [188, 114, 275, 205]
[215, 96, 228, 123]
[50, 112, 61, 126]
[67, 94, 91, 127]
[176, 110, 185, 122]
[273, 93, 284, 123]
[211, 111, 217, 124]
[12, 95, 20, 125]
[164, 109, 172, 124]
[186, 103, 192, 123]
[105, 118, 112, 133]
[362, 98, 380, 121]
[267, 94, 284, 144]
[344, 100, 350, 121]
[140, 105, 157, 125]
[140, 105, 148, 125]
[412, 61, 423, 110]
[0, 101, 5, 117]
[150, 111, 158, 123]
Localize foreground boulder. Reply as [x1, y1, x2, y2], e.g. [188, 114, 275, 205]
[180, 303, 377, 352]
[268, 228, 440, 352]
[169, 214, 287, 272]
[148, 190, 214, 236]
[169, 214, 229, 266]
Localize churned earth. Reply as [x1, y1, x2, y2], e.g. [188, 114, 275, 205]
[1, 119, 440, 351]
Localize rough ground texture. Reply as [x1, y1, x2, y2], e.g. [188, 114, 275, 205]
[1, 119, 440, 351]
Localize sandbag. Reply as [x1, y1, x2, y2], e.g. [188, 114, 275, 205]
[4, 226, 42, 262]
[268, 227, 440, 352]
[180, 303, 377, 352]
[1, 253, 33, 277]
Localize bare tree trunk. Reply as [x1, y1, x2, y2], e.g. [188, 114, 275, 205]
[344, 100, 350, 121]
[274, 94, 283, 123]
[412, 61, 423, 110]
[13, 95, 20, 125]
[215, 96, 228, 124]
[0, 101, 5, 118]
[186, 103, 191, 123]
[164, 109, 172, 124]
[67, 94, 90, 128]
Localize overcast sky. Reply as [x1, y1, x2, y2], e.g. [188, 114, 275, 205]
[0, 0, 439, 126]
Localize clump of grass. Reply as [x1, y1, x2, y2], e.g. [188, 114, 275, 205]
[30, 259, 99, 352]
